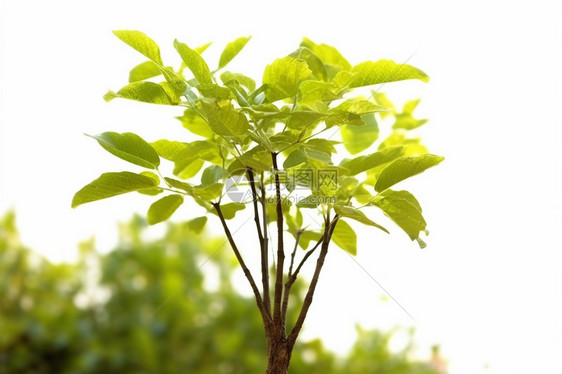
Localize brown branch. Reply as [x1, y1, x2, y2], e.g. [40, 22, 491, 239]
[288, 215, 339, 344]
[247, 167, 271, 316]
[271, 153, 285, 326]
[259, 173, 270, 301]
[213, 202, 271, 325]
[280, 231, 302, 323]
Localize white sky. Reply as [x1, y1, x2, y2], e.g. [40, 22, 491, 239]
[1, 1, 561, 373]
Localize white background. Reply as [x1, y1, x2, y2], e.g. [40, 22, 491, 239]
[1, 1, 561, 373]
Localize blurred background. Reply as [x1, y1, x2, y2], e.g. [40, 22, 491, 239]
[0, 211, 444, 373]
[1, 0, 561, 373]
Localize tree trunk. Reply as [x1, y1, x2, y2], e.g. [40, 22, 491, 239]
[265, 337, 292, 374]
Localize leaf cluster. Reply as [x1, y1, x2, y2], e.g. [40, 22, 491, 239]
[73, 30, 443, 252]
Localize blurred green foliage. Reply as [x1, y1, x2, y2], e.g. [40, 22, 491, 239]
[0, 212, 440, 374]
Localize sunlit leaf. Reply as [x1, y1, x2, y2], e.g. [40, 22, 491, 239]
[378, 132, 428, 156]
[201, 165, 227, 185]
[72, 172, 158, 208]
[113, 30, 163, 65]
[334, 60, 429, 88]
[104, 81, 174, 105]
[299, 80, 341, 105]
[334, 205, 388, 233]
[147, 194, 184, 225]
[176, 109, 213, 138]
[373, 92, 396, 119]
[290, 47, 328, 81]
[192, 182, 223, 200]
[129, 61, 162, 82]
[372, 189, 426, 246]
[87, 132, 160, 169]
[375, 154, 444, 192]
[218, 36, 251, 69]
[218, 202, 246, 220]
[263, 56, 312, 102]
[221, 71, 256, 92]
[340, 146, 404, 175]
[201, 101, 251, 137]
[393, 99, 428, 130]
[341, 113, 379, 154]
[186, 216, 208, 233]
[300, 37, 351, 77]
[174, 39, 213, 85]
[151, 139, 188, 161]
[332, 219, 357, 255]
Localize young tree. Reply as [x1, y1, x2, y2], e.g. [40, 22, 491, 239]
[72, 31, 443, 374]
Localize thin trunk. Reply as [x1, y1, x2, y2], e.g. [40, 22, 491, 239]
[265, 334, 293, 374]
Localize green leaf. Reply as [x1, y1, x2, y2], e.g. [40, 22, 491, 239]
[173, 39, 213, 85]
[137, 171, 162, 195]
[340, 146, 404, 175]
[334, 205, 388, 233]
[303, 139, 338, 155]
[332, 219, 357, 255]
[218, 202, 246, 220]
[194, 42, 213, 54]
[393, 99, 428, 130]
[72, 172, 158, 208]
[218, 36, 251, 69]
[186, 216, 208, 233]
[299, 80, 342, 105]
[300, 38, 351, 77]
[285, 110, 326, 130]
[88, 132, 160, 169]
[113, 30, 163, 65]
[129, 61, 162, 82]
[221, 71, 256, 92]
[372, 189, 426, 246]
[164, 177, 212, 210]
[295, 195, 320, 209]
[378, 132, 428, 156]
[341, 113, 379, 154]
[197, 84, 234, 100]
[290, 47, 329, 81]
[373, 92, 396, 119]
[263, 56, 312, 102]
[375, 154, 444, 192]
[332, 98, 387, 115]
[150, 139, 188, 161]
[175, 159, 205, 179]
[201, 101, 251, 137]
[298, 230, 323, 250]
[284, 150, 307, 169]
[334, 60, 429, 88]
[176, 109, 213, 138]
[104, 81, 174, 105]
[147, 194, 184, 225]
[192, 182, 224, 200]
[201, 165, 226, 185]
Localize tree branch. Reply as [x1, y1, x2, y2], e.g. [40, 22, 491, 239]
[271, 153, 285, 327]
[288, 215, 339, 344]
[247, 167, 271, 316]
[281, 231, 302, 323]
[213, 202, 271, 325]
